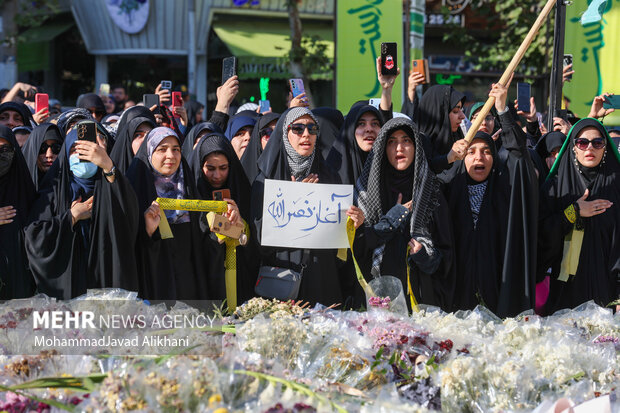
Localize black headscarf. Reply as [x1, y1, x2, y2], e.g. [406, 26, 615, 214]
[76, 93, 105, 114]
[21, 123, 63, 190]
[312, 107, 344, 181]
[0, 102, 35, 128]
[442, 113, 538, 317]
[415, 85, 466, 165]
[0, 126, 36, 298]
[24, 128, 139, 299]
[56, 108, 94, 135]
[184, 100, 204, 129]
[539, 118, 620, 313]
[192, 133, 251, 219]
[182, 121, 223, 164]
[109, 106, 157, 174]
[240, 112, 280, 183]
[337, 104, 384, 185]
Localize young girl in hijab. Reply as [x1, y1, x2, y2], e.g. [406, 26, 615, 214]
[441, 81, 539, 317]
[415, 85, 469, 174]
[0, 126, 36, 299]
[251, 107, 354, 306]
[354, 118, 455, 310]
[538, 118, 620, 313]
[24, 123, 139, 299]
[22, 123, 63, 190]
[192, 132, 257, 305]
[127, 127, 216, 301]
[225, 114, 257, 160]
[109, 106, 157, 174]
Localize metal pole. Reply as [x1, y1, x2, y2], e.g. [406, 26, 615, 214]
[188, 0, 196, 99]
[546, 0, 566, 132]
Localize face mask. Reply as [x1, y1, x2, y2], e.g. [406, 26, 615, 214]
[69, 154, 98, 179]
[0, 150, 14, 177]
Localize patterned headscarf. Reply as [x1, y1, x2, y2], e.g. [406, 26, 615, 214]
[282, 107, 319, 181]
[356, 117, 440, 276]
[146, 127, 189, 224]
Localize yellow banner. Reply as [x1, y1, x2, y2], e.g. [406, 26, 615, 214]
[336, 0, 403, 113]
[564, 1, 619, 125]
[155, 198, 228, 213]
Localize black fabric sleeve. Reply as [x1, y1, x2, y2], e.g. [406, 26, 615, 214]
[526, 120, 542, 143]
[379, 104, 393, 124]
[208, 110, 230, 133]
[430, 154, 452, 174]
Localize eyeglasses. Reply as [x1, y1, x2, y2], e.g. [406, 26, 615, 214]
[288, 123, 319, 136]
[0, 145, 14, 154]
[39, 142, 62, 155]
[574, 137, 606, 150]
[259, 127, 273, 138]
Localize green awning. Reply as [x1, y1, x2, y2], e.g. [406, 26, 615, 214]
[18, 23, 73, 72]
[213, 20, 333, 80]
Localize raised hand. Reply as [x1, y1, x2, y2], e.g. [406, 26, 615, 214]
[144, 201, 161, 237]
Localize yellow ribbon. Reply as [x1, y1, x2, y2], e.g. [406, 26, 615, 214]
[155, 197, 228, 240]
[558, 227, 584, 282]
[405, 245, 420, 312]
[346, 217, 374, 297]
[206, 212, 250, 312]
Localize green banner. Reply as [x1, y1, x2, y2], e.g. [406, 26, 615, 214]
[336, 0, 403, 114]
[564, 0, 619, 125]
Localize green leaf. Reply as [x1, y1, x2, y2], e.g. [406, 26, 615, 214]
[8, 375, 107, 392]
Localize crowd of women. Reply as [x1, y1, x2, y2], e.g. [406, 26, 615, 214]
[0, 59, 618, 318]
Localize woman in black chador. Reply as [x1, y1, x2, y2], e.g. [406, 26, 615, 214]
[538, 118, 620, 314]
[24, 125, 139, 299]
[192, 132, 257, 305]
[109, 106, 157, 174]
[21, 123, 63, 191]
[441, 81, 538, 317]
[127, 127, 216, 301]
[251, 107, 348, 306]
[354, 117, 455, 311]
[0, 126, 36, 299]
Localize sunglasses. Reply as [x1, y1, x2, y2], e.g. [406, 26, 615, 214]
[288, 123, 319, 136]
[0, 145, 14, 154]
[574, 137, 606, 151]
[259, 127, 273, 138]
[39, 142, 62, 155]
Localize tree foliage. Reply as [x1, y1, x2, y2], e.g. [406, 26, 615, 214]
[442, 0, 554, 78]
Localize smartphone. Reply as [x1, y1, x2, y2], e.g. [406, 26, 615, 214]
[143, 94, 160, 114]
[160, 80, 172, 91]
[172, 91, 182, 107]
[222, 57, 237, 85]
[380, 42, 398, 76]
[212, 189, 231, 201]
[563, 54, 573, 81]
[603, 95, 620, 109]
[411, 59, 429, 84]
[259, 99, 270, 113]
[517, 82, 531, 113]
[76, 120, 97, 143]
[368, 98, 381, 108]
[99, 83, 110, 96]
[289, 78, 305, 98]
[35, 93, 49, 114]
[459, 118, 472, 135]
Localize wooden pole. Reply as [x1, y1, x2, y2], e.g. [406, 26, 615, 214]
[464, 0, 557, 143]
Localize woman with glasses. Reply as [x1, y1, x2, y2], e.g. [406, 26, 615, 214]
[251, 107, 355, 306]
[538, 118, 620, 314]
[0, 126, 36, 299]
[24, 122, 139, 300]
[241, 112, 279, 182]
[22, 123, 63, 190]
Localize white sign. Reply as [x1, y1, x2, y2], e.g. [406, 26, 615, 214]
[261, 179, 353, 249]
[106, 0, 150, 35]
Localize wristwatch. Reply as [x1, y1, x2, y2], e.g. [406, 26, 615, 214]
[103, 166, 116, 178]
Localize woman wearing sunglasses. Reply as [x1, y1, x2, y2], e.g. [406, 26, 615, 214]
[22, 123, 64, 190]
[251, 107, 353, 306]
[538, 118, 620, 314]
